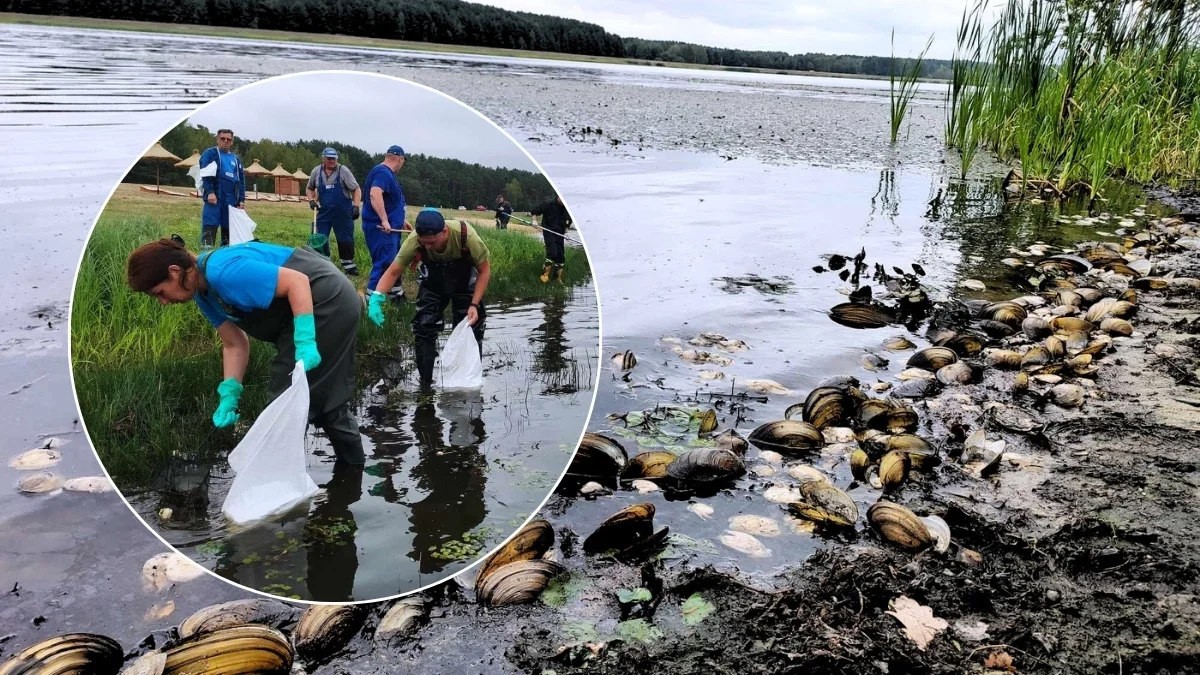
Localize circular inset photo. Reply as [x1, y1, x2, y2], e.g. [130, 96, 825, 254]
[69, 71, 600, 603]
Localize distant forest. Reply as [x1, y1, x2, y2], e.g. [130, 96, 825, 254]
[126, 122, 556, 211]
[5, 0, 952, 78]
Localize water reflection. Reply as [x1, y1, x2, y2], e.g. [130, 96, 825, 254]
[303, 460, 363, 601]
[531, 295, 574, 394]
[408, 390, 488, 576]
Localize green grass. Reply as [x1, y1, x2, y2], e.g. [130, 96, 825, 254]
[72, 190, 591, 486]
[945, 0, 1200, 194]
[889, 29, 934, 144]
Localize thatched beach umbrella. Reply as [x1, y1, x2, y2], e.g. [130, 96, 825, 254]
[291, 168, 309, 197]
[140, 142, 181, 194]
[244, 159, 270, 199]
[174, 149, 201, 169]
[269, 162, 292, 197]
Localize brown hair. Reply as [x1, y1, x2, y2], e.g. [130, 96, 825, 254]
[126, 238, 196, 293]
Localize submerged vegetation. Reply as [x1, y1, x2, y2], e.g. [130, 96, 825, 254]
[945, 0, 1200, 194]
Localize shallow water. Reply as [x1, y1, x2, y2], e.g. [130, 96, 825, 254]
[0, 21, 1167, 667]
[121, 292, 598, 602]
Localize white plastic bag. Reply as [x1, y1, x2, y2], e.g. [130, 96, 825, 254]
[222, 361, 320, 525]
[227, 206, 257, 245]
[439, 319, 483, 389]
[190, 161, 217, 192]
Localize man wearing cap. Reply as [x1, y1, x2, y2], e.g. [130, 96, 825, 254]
[494, 194, 513, 230]
[198, 128, 246, 249]
[306, 147, 362, 276]
[367, 208, 491, 388]
[361, 145, 409, 302]
[530, 195, 573, 283]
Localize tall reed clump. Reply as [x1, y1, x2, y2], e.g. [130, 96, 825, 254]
[890, 29, 935, 143]
[945, 0, 1200, 195]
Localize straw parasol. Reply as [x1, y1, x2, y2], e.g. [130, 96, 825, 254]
[244, 159, 270, 199]
[174, 149, 201, 169]
[291, 168, 310, 197]
[140, 142, 182, 194]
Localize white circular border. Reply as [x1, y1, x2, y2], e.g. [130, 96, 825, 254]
[66, 69, 605, 607]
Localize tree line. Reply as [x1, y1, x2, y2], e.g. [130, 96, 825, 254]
[8, 0, 956, 78]
[125, 122, 557, 211]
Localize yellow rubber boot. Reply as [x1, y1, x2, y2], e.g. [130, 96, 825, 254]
[539, 264, 552, 283]
[555, 266, 565, 283]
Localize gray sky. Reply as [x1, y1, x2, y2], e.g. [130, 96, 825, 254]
[187, 72, 540, 171]
[477, 0, 996, 60]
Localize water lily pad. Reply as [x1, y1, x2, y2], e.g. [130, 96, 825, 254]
[617, 587, 653, 603]
[616, 619, 663, 644]
[681, 593, 715, 626]
[540, 572, 591, 609]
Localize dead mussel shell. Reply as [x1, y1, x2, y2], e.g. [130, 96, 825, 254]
[698, 409, 719, 434]
[611, 350, 637, 370]
[850, 448, 870, 481]
[975, 319, 1016, 339]
[747, 420, 823, 454]
[794, 387, 858, 429]
[830, 302, 894, 329]
[882, 336, 916, 352]
[1039, 253, 1092, 274]
[566, 433, 628, 487]
[292, 605, 366, 664]
[1074, 287, 1103, 304]
[887, 434, 940, 471]
[665, 448, 746, 485]
[583, 503, 663, 556]
[623, 451, 678, 480]
[0, 633, 124, 675]
[376, 597, 428, 640]
[984, 349, 1022, 369]
[906, 347, 958, 371]
[867, 501, 932, 551]
[934, 332, 984, 358]
[164, 625, 293, 674]
[892, 377, 940, 399]
[17, 471, 62, 494]
[1100, 317, 1133, 337]
[936, 361, 977, 385]
[787, 481, 859, 527]
[1084, 297, 1118, 323]
[714, 428, 749, 457]
[858, 399, 919, 433]
[1082, 247, 1124, 265]
[922, 515, 952, 553]
[1120, 289, 1138, 304]
[1021, 345, 1052, 369]
[1049, 317, 1094, 334]
[982, 301, 1027, 327]
[474, 519, 554, 596]
[1022, 316, 1052, 340]
[178, 598, 297, 639]
[878, 450, 909, 490]
[476, 559, 566, 607]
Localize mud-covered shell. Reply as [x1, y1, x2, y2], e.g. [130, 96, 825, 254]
[982, 301, 1028, 328]
[850, 449, 870, 481]
[867, 501, 932, 551]
[583, 503, 656, 554]
[292, 606, 365, 663]
[1100, 317, 1133, 336]
[1084, 297, 1118, 323]
[936, 361, 977, 385]
[122, 651, 167, 675]
[0, 633, 124, 675]
[907, 347, 958, 371]
[1021, 345, 1052, 369]
[567, 433, 628, 485]
[935, 333, 984, 358]
[887, 434, 939, 471]
[476, 560, 566, 607]
[984, 349, 1023, 369]
[747, 420, 824, 454]
[163, 625, 293, 675]
[830, 302, 894, 329]
[623, 451, 678, 480]
[666, 448, 746, 484]
[178, 599, 297, 639]
[17, 471, 62, 494]
[1022, 316, 1052, 340]
[878, 451, 909, 490]
[1051, 384, 1085, 408]
[376, 597, 428, 640]
[796, 387, 858, 429]
[1049, 317, 1094, 334]
[1120, 289, 1138, 305]
[892, 377, 941, 399]
[787, 481, 859, 527]
[713, 429, 749, 457]
[475, 519, 554, 594]
[881, 336, 917, 352]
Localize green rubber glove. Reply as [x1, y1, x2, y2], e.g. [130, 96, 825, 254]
[212, 378, 243, 429]
[294, 313, 322, 371]
[368, 291, 387, 327]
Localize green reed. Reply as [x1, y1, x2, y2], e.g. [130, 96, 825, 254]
[891, 29, 935, 143]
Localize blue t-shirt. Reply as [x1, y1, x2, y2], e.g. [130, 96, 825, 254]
[195, 242, 295, 328]
[361, 163, 405, 226]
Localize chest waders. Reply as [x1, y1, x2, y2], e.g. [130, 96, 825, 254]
[411, 221, 486, 388]
[201, 148, 240, 249]
[315, 168, 358, 276]
[198, 247, 366, 464]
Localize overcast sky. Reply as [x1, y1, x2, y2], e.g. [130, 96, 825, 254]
[187, 72, 540, 171]
[477, 0, 994, 60]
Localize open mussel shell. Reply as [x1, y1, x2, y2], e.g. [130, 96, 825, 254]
[376, 597, 428, 641]
[1022, 316, 1052, 340]
[748, 420, 824, 454]
[0, 633, 124, 675]
[583, 503, 655, 554]
[907, 347, 958, 371]
[292, 606, 366, 664]
[878, 451, 909, 490]
[887, 434, 939, 470]
[796, 387, 858, 429]
[178, 599, 297, 639]
[1105, 262, 1141, 278]
[935, 333, 984, 358]
[982, 301, 1027, 327]
[475, 519, 554, 595]
[867, 501, 932, 551]
[1039, 253, 1092, 274]
[665, 448, 746, 485]
[830, 302, 894, 329]
[622, 451, 677, 480]
[164, 625, 293, 675]
[866, 400, 919, 434]
[922, 516, 952, 554]
[787, 481, 858, 527]
[714, 429, 749, 457]
[566, 433, 628, 487]
[476, 559, 566, 607]
[1021, 345, 1052, 369]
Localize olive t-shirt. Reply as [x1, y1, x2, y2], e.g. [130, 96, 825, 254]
[394, 221, 490, 269]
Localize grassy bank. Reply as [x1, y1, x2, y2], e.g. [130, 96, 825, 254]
[0, 12, 947, 83]
[72, 189, 590, 486]
[945, 0, 1200, 194]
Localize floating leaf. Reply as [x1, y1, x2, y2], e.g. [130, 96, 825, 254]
[617, 587, 653, 603]
[540, 572, 590, 609]
[562, 620, 598, 643]
[615, 619, 663, 644]
[625, 412, 645, 427]
[680, 593, 714, 626]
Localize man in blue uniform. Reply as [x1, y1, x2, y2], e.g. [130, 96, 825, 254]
[198, 128, 246, 249]
[361, 145, 409, 303]
[306, 147, 362, 276]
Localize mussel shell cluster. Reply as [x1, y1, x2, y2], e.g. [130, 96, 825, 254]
[474, 519, 563, 607]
